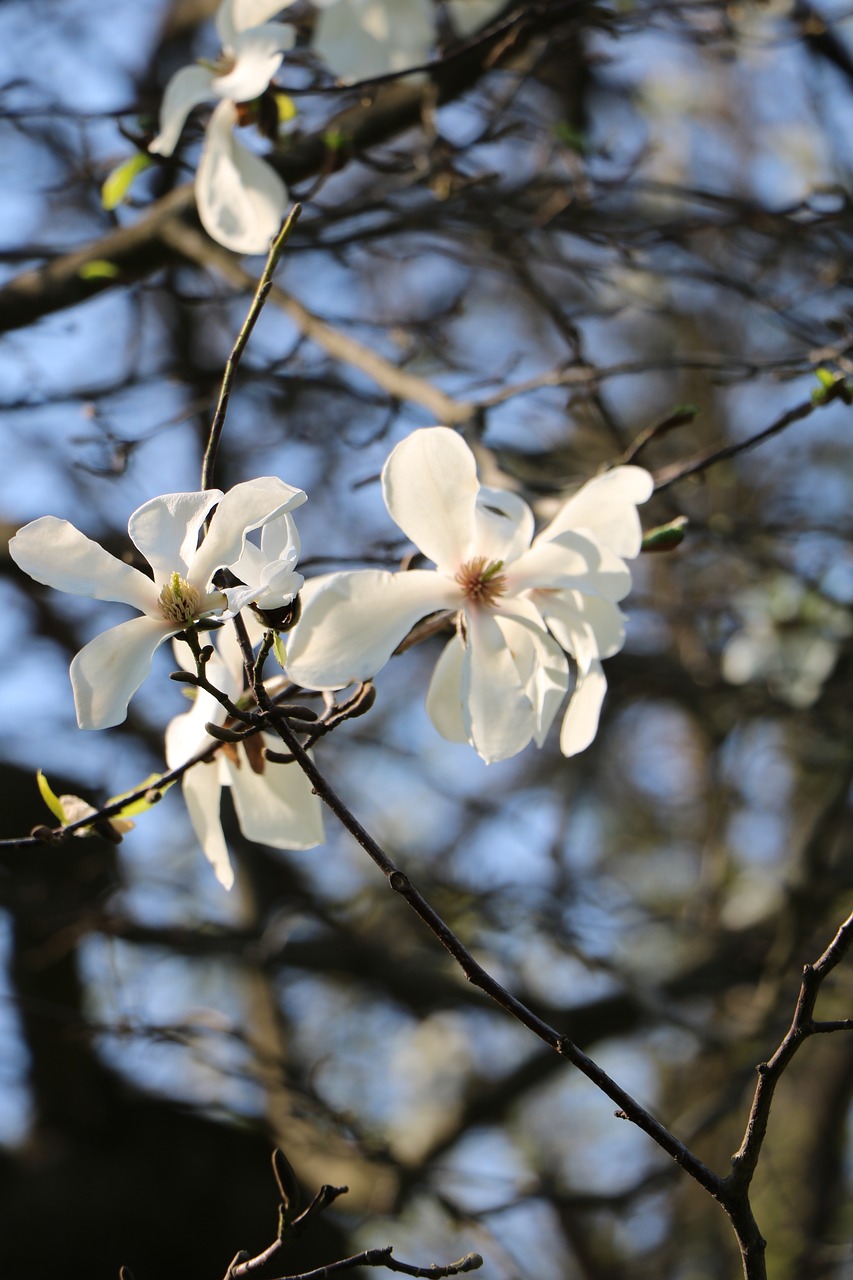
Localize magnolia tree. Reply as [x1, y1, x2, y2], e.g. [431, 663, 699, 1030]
[3, 2, 853, 1279]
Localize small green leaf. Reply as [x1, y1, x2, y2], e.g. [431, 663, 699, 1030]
[101, 152, 153, 211]
[273, 632, 288, 669]
[323, 130, 348, 152]
[554, 121, 587, 153]
[37, 770, 68, 823]
[642, 516, 688, 553]
[275, 92, 298, 125]
[78, 259, 121, 281]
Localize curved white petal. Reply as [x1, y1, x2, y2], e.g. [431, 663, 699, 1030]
[229, 743, 325, 848]
[509, 530, 633, 602]
[196, 101, 289, 254]
[539, 466, 653, 559]
[70, 616, 173, 729]
[314, 0, 433, 81]
[425, 635, 468, 744]
[494, 601, 568, 745]
[286, 569, 457, 689]
[191, 476, 305, 589]
[181, 759, 234, 889]
[9, 516, 160, 614]
[560, 658, 608, 757]
[382, 428, 479, 572]
[218, 0, 297, 46]
[129, 490, 220, 583]
[216, 25, 295, 101]
[462, 607, 537, 763]
[149, 65, 217, 157]
[262, 510, 301, 562]
[474, 486, 534, 565]
[539, 590, 626, 663]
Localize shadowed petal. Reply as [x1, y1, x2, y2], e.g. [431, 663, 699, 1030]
[286, 569, 457, 689]
[10, 516, 160, 614]
[129, 490, 220, 582]
[462, 607, 537, 763]
[181, 759, 234, 889]
[425, 635, 468, 744]
[474, 487, 535, 564]
[539, 590, 626, 664]
[229, 743, 325, 848]
[149, 64, 217, 156]
[560, 658, 608, 757]
[494, 600, 569, 745]
[196, 101, 288, 254]
[382, 427, 478, 572]
[70, 616, 173, 729]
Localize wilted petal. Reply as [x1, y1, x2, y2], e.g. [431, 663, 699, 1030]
[10, 516, 160, 614]
[382, 427, 479, 572]
[129, 490, 220, 582]
[181, 759, 235, 889]
[474, 487, 535, 565]
[560, 658, 608, 757]
[191, 475, 306, 589]
[149, 64, 217, 156]
[425, 635, 468, 744]
[462, 607, 537, 763]
[286, 569, 457, 689]
[196, 101, 289, 254]
[71, 615, 173, 729]
[539, 466, 653, 558]
[216, 25, 294, 101]
[229, 743, 325, 848]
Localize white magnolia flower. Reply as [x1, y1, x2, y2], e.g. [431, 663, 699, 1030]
[9, 477, 306, 731]
[166, 627, 324, 889]
[230, 509, 303, 612]
[150, 0, 296, 253]
[286, 427, 652, 763]
[313, 0, 434, 83]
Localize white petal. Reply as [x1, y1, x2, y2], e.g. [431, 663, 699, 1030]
[314, 0, 433, 81]
[539, 466, 653, 559]
[216, 24, 295, 101]
[9, 516, 160, 614]
[70, 616, 173, 729]
[229, 742, 325, 848]
[560, 658, 608, 757]
[196, 101, 289, 255]
[474, 486, 535, 565]
[129, 490, 221, 583]
[181, 760, 234, 889]
[218, 0, 297, 45]
[191, 475, 306, 590]
[286, 569, 457, 689]
[494, 601, 568, 746]
[462, 607, 537, 763]
[510, 531, 633, 602]
[425, 635, 468, 743]
[382, 427, 479, 572]
[149, 65, 216, 157]
[540, 590, 626, 663]
[262, 510, 300, 562]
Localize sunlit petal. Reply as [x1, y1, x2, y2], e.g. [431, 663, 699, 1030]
[129, 490, 220, 582]
[191, 475, 305, 589]
[286, 569, 457, 689]
[149, 64, 217, 156]
[196, 101, 289, 254]
[9, 516, 160, 614]
[540, 590, 626, 663]
[560, 658, 608, 757]
[539, 466, 653, 558]
[70, 616, 173, 730]
[382, 427, 478, 571]
[494, 600, 569, 745]
[462, 608, 536, 763]
[510, 531, 633, 602]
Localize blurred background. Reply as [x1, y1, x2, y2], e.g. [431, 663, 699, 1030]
[2, 0, 853, 1276]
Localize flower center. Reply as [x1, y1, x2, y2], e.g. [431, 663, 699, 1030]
[158, 572, 204, 626]
[454, 557, 507, 608]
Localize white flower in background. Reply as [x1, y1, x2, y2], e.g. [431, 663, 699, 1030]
[166, 627, 324, 889]
[9, 478, 306, 731]
[313, 0, 434, 83]
[286, 427, 652, 763]
[446, 0, 507, 38]
[230, 509, 303, 611]
[149, 0, 296, 253]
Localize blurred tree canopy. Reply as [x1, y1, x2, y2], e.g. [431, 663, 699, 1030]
[3, 1, 853, 1277]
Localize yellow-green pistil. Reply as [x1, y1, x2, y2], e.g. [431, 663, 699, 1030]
[158, 572, 204, 626]
[455, 557, 507, 608]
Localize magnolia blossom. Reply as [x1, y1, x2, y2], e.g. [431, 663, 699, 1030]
[9, 478, 306, 731]
[166, 627, 324, 889]
[150, 0, 296, 253]
[313, 0, 434, 82]
[230, 509, 303, 612]
[286, 427, 652, 763]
